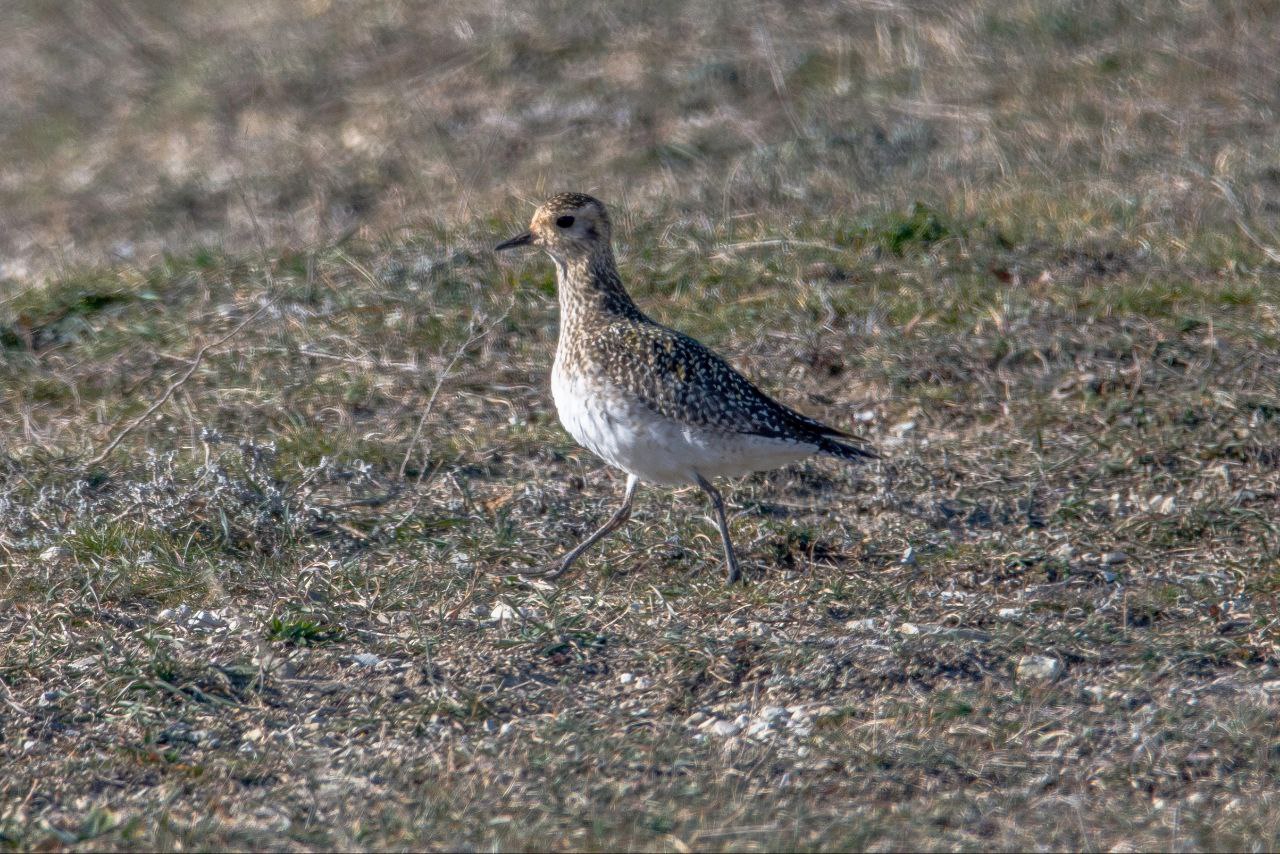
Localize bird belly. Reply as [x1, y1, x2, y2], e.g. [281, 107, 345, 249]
[552, 370, 815, 486]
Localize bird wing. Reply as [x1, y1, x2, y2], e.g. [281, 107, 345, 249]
[592, 320, 877, 455]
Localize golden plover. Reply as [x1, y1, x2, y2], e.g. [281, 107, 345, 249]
[496, 192, 877, 584]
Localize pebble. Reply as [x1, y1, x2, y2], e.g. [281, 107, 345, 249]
[787, 718, 814, 737]
[1017, 655, 1063, 682]
[489, 602, 520, 623]
[997, 607, 1024, 620]
[708, 719, 742, 737]
[189, 610, 228, 630]
[39, 546, 70, 562]
[352, 653, 382, 667]
[845, 618, 878, 632]
[158, 604, 193, 624]
[1101, 551, 1128, 566]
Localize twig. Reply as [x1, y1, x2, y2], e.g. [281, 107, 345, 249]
[397, 304, 509, 479]
[87, 299, 275, 466]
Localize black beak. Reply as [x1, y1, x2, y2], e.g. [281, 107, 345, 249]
[495, 231, 534, 252]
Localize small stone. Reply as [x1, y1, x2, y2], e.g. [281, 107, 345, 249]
[898, 622, 922, 636]
[68, 655, 100, 672]
[189, 610, 227, 630]
[787, 718, 814, 737]
[900, 546, 918, 566]
[158, 604, 192, 624]
[1101, 551, 1128, 566]
[618, 672, 634, 685]
[892, 420, 916, 436]
[1017, 655, 1063, 682]
[1053, 543, 1075, 560]
[709, 719, 742, 737]
[997, 608, 1024, 620]
[352, 653, 381, 667]
[39, 546, 70, 562]
[684, 712, 707, 727]
[1260, 680, 1280, 694]
[760, 705, 788, 722]
[489, 602, 520, 623]
[845, 618, 878, 632]
[745, 720, 773, 739]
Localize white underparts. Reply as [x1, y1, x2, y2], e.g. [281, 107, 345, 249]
[551, 365, 815, 486]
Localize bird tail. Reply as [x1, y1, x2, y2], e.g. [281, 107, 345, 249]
[817, 435, 879, 462]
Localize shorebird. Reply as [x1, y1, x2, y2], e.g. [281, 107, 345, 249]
[496, 192, 876, 583]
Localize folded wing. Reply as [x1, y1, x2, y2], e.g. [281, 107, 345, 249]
[593, 320, 878, 459]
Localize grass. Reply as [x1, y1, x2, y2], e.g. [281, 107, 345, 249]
[3, 0, 1280, 851]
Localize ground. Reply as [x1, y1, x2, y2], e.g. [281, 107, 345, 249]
[3, 1, 1280, 851]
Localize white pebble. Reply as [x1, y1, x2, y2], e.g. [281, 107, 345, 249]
[1016, 654, 1063, 682]
[709, 719, 742, 737]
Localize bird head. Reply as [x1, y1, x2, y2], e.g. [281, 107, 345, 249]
[495, 192, 612, 263]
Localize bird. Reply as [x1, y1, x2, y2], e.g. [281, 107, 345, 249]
[495, 192, 877, 584]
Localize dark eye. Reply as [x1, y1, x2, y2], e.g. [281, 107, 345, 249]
[555, 215, 575, 229]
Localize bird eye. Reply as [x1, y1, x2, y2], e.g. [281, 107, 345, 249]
[555, 215, 575, 229]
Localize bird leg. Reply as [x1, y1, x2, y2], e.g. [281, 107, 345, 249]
[527, 475, 638, 580]
[694, 473, 742, 584]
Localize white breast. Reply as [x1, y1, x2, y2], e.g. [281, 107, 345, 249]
[551, 364, 815, 486]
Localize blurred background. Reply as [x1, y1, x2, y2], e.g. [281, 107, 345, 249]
[4, 0, 1278, 281]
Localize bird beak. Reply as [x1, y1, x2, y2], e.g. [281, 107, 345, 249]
[494, 231, 534, 252]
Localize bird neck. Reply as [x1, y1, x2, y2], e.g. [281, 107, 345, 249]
[554, 246, 643, 328]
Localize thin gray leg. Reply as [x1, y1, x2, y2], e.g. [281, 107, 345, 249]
[694, 472, 742, 584]
[529, 475, 639, 580]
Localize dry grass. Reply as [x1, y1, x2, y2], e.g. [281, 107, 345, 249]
[3, 1, 1280, 851]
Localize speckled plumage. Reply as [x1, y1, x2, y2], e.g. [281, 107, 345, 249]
[496, 192, 877, 583]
